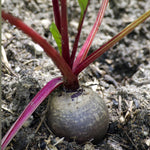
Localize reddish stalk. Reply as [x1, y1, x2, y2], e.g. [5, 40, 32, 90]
[73, 10, 150, 75]
[60, 0, 71, 67]
[2, 11, 79, 90]
[52, 0, 61, 33]
[71, 0, 90, 67]
[73, 0, 109, 70]
[1, 77, 63, 150]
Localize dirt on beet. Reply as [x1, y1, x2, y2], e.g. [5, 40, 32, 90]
[2, 0, 150, 150]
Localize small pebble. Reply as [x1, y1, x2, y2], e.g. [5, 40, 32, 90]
[15, 66, 21, 72]
[70, 20, 78, 28]
[145, 138, 150, 146]
[119, 116, 125, 124]
[33, 43, 44, 55]
[5, 33, 12, 39]
[41, 19, 51, 29]
[143, 131, 149, 136]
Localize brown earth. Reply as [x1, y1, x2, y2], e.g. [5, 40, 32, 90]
[2, 0, 150, 150]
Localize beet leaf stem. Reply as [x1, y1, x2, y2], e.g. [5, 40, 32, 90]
[71, 0, 90, 67]
[2, 10, 78, 88]
[60, 0, 71, 67]
[1, 77, 63, 150]
[52, 0, 61, 33]
[74, 10, 150, 75]
[73, 0, 109, 70]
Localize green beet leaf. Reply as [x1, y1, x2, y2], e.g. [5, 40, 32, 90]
[50, 22, 62, 55]
[78, 0, 88, 18]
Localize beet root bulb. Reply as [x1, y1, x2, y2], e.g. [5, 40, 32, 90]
[47, 87, 109, 143]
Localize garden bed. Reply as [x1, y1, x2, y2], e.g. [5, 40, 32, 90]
[2, 0, 150, 149]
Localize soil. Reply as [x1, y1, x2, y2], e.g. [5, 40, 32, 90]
[2, 0, 150, 150]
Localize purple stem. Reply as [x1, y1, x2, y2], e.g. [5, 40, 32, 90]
[71, 0, 90, 67]
[52, 0, 61, 33]
[1, 77, 63, 150]
[2, 11, 79, 89]
[60, 0, 71, 67]
[73, 10, 150, 75]
[73, 0, 109, 70]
